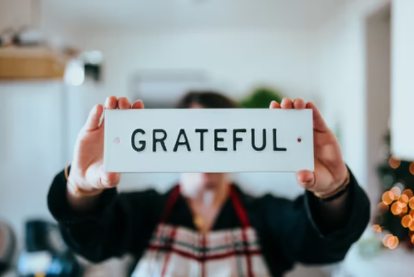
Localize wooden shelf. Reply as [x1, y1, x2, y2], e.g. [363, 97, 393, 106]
[0, 46, 69, 80]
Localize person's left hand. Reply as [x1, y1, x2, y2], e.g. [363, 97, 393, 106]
[270, 98, 349, 197]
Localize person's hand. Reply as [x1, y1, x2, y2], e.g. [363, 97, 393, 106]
[68, 96, 144, 197]
[270, 98, 348, 198]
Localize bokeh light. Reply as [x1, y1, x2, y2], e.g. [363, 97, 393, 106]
[389, 236, 399, 249]
[410, 163, 414, 175]
[402, 215, 412, 228]
[409, 197, 414, 210]
[391, 202, 403, 215]
[403, 189, 413, 199]
[397, 201, 406, 208]
[383, 234, 399, 249]
[391, 187, 402, 198]
[389, 156, 401, 169]
[382, 191, 395, 205]
[372, 224, 382, 233]
[399, 194, 409, 203]
[383, 234, 393, 247]
[409, 221, 414, 231]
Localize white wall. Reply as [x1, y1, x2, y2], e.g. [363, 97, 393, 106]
[314, 0, 388, 206]
[79, 30, 318, 101]
[0, 82, 65, 242]
[0, 0, 33, 31]
[391, 0, 414, 161]
[365, 5, 391, 218]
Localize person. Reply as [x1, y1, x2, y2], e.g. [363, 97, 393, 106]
[48, 92, 370, 277]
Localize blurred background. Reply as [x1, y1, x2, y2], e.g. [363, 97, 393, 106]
[0, 0, 413, 276]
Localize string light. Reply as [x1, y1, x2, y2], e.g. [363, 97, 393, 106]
[409, 221, 414, 231]
[410, 163, 414, 175]
[375, 159, 414, 248]
[391, 202, 402, 215]
[383, 234, 393, 247]
[382, 191, 395, 205]
[391, 187, 402, 198]
[403, 189, 413, 198]
[399, 194, 409, 203]
[372, 224, 382, 233]
[397, 201, 406, 208]
[409, 197, 414, 210]
[389, 236, 399, 249]
[402, 215, 412, 228]
[389, 156, 401, 169]
[383, 234, 399, 249]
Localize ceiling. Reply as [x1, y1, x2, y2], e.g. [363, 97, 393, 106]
[41, 0, 348, 33]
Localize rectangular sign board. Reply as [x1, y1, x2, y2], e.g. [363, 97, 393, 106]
[104, 109, 314, 173]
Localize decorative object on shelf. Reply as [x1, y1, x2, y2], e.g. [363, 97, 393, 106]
[239, 86, 284, 108]
[373, 132, 414, 250]
[17, 219, 82, 277]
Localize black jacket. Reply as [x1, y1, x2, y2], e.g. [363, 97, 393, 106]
[48, 168, 370, 276]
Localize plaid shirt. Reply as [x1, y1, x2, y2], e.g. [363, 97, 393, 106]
[48, 168, 370, 277]
[132, 186, 270, 277]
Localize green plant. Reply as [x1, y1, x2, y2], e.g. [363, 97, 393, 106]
[239, 87, 284, 108]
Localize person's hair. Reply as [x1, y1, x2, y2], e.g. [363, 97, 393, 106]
[175, 91, 238, 109]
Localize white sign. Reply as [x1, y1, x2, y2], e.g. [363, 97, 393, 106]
[104, 109, 314, 173]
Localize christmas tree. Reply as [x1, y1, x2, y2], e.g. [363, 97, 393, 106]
[374, 132, 414, 249]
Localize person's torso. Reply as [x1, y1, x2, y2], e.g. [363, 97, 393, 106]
[131, 185, 272, 277]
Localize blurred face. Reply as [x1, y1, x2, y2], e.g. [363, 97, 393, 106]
[179, 103, 229, 195]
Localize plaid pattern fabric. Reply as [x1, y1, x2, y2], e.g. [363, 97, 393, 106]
[132, 224, 271, 277]
[131, 185, 271, 277]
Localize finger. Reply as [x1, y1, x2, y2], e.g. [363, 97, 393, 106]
[84, 104, 103, 131]
[293, 98, 306, 109]
[269, 101, 281, 109]
[296, 170, 316, 189]
[99, 172, 120, 188]
[132, 100, 145, 109]
[104, 96, 117, 110]
[118, 97, 131, 109]
[280, 98, 294, 109]
[306, 102, 329, 132]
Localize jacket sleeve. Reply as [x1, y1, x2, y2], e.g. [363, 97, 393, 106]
[262, 168, 370, 265]
[47, 169, 163, 263]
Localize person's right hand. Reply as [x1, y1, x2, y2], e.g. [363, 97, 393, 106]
[67, 96, 144, 197]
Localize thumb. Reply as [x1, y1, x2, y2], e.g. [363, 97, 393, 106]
[99, 171, 121, 189]
[84, 104, 104, 131]
[296, 170, 316, 190]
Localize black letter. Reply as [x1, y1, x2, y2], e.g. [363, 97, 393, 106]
[131, 129, 146, 152]
[195, 129, 208, 151]
[173, 129, 191, 152]
[273, 129, 287, 151]
[214, 129, 228, 151]
[153, 129, 167, 152]
[251, 129, 266, 151]
[233, 129, 246, 151]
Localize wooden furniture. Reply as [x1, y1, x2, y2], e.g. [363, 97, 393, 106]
[0, 46, 68, 80]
